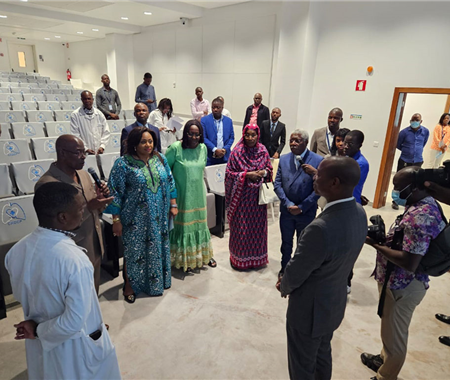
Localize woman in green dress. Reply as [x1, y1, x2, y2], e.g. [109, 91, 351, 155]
[166, 119, 215, 273]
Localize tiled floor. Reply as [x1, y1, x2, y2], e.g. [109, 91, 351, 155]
[1, 203, 449, 380]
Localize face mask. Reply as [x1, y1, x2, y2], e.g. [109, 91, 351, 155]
[391, 184, 412, 207]
[410, 121, 420, 129]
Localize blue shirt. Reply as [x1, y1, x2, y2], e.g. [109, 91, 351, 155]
[294, 148, 308, 170]
[397, 126, 429, 163]
[351, 151, 369, 204]
[213, 115, 224, 151]
[135, 83, 157, 112]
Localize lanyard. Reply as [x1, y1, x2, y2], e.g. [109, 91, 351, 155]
[103, 88, 112, 104]
[326, 131, 332, 151]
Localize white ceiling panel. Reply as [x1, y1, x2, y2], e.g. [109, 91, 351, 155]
[37, 1, 110, 13]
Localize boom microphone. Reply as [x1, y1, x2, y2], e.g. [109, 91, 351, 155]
[87, 167, 102, 189]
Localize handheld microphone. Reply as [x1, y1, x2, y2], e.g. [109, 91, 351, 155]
[87, 167, 103, 189]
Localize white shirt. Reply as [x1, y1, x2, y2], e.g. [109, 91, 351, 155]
[149, 109, 177, 153]
[70, 107, 111, 152]
[325, 128, 335, 152]
[190, 98, 211, 121]
[323, 196, 354, 211]
[5, 227, 121, 380]
[222, 108, 232, 119]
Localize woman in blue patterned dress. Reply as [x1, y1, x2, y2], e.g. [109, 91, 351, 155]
[107, 126, 177, 302]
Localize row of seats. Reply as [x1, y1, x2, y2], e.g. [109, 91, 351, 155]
[0, 93, 80, 103]
[0, 88, 75, 98]
[0, 134, 121, 163]
[5, 120, 126, 140]
[0, 100, 80, 112]
[0, 83, 72, 91]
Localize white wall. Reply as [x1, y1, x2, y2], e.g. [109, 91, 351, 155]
[393, 94, 449, 169]
[307, 1, 450, 201]
[66, 38, 107, 93]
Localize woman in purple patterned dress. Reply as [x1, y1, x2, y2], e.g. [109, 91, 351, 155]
[225, 124, 273, 270]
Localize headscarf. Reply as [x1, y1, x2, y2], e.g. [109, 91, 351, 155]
[225, 124, 272, 223]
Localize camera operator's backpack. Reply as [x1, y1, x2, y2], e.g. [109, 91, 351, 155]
[416, 202, 450, 276]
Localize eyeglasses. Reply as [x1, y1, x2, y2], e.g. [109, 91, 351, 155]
[289, 138, 305, 144]
[63, 148, 87, 157]
[187, 133, 202, 138]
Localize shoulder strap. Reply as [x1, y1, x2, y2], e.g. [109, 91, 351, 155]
[435, 201, 448, 224]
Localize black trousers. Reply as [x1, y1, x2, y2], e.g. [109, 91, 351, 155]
[396, 158, 423, 173]
[287, 321, 333, 380]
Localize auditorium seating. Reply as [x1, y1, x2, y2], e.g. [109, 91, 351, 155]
[11, 101, 38, 111]
[39, 101, 61, 111]
[11, 122, 46, 140]
[0, 101, 10, 110]
[0, 195, 38, 244]
[0, 139, 32, 164]
[98, 153, 120, 179]
[26, 110, 53, 123]
[105, 133, 121, 153]
[0, 163, 14, 197]
[107, 119, 126, 133]
[45, 121, 71, 137]
[54, 110, 72, 122]
[0, 110, 25, 123]
[31, 137, 57, 160]
[11, 159, 53, 194]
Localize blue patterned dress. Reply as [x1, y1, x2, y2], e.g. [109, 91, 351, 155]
[106, 154, 177, 296]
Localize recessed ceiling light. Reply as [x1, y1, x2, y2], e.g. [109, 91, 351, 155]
[92, 28, 99, 32]
[44, 38, 50, 40]
[55, 36, 61, 38]
[20, 0, 28, 2]
[0, 15, 8, 19]
[121, 17, 128, 20]
[144, 12, 152, 15]
[77, 32, 83, 34]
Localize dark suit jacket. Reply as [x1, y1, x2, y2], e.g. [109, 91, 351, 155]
[201, 114, 235, 166]
[274, 150, 323, 218]
[243, 103, 270, 129]
[260, 119, 286, 157]
[281, 200, 367, 338]
[120, 121, 161, 156]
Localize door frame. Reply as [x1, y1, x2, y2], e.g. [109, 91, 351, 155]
[373, 87, 450, 208]
[7, 42, 38, 73]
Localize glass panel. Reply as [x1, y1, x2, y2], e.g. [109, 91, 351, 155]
[18, 52, 26, 68]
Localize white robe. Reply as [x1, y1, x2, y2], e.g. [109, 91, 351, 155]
[70, 107, 111, 152]
[149, 109, 177, 153]
[5, 227, 121, 380]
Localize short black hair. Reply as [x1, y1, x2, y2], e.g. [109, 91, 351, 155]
[347, 130, 364, 145]
[157, 98, 173, 119]
[125, 126, 157, 155]
[439, 113, 450, 126]
[34, 182, 79, 224]
[181, 119, 204, 149]
[144, 73, 152, 79]
[212, 97, 223, 105]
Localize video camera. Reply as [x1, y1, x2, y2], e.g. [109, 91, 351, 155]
[416, 160, 450, 188]
[367, 215, 386, 245]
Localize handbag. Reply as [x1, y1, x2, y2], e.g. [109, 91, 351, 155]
[258, 181, 278, 205]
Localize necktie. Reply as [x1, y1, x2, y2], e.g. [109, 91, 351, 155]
[296, 155, 303, 170]
[270, 123, 275, 137]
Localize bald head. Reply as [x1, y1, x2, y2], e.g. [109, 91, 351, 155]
[253, 93, 262, 106]
[134, 102, 149, 124]
[314, 156, 361, 201]
[55, 135, 86, 171]
[81, 91, 94, 110]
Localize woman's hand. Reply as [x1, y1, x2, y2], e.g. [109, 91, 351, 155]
[159, 127, 165, 132]
[170, 207, 178, 217]
[112, 221, 123, 237]
[246, 171, 263, 182]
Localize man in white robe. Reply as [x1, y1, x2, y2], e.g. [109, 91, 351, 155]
[5, 182, 121, 380]
[70, 90, 111, 155]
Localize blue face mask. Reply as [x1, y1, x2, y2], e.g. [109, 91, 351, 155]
[410, 121, 420, 129]
[391, 184, 412, 207]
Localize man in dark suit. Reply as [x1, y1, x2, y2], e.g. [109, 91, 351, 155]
[202, 97, 235, 166]
[274, 129, 323, 278]
[277, 156, 367, 380]
[243, 93, 270, 130]
[120, 103, 161, 156]
[260, 107, 286, 158]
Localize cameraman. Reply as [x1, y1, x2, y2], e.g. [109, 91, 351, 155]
[425, 180, 450, 348]
[361, 167, 445, 380]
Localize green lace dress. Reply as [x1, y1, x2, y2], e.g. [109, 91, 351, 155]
[165, 142, 214, 270]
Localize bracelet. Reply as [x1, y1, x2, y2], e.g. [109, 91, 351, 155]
[112, 217, 120, 223]
[170, 204, 178, 208]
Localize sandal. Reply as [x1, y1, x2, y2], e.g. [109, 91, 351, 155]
[124, 293, 136, 304]
[185, 267, 193, 273]
[208, 258, 217, 268]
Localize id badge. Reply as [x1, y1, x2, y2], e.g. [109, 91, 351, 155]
[108, 104, 113, 111]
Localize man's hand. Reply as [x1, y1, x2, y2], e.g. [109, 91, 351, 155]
[425, 181, 450, 205]
[86, 149, 95, 155]
[365, 236, 377, 247]
[214, 149, 226, 159]
[97, 181, 110, 198]
[272, 152, 279, 159]
[14, 320, 37, 340]
[147, 99, 154, 104]
[87, 192, 114, 211]
[302, 164, 317, 176]
[109, 113, 119, 120]
[203, 110, 208, 115]
[288, 206, 302, 215]
[159, 127, 165, 132]
[275, 279, 287, 298]
[97, 147, 104, 155]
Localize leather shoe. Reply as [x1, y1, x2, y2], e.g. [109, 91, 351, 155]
[278, 270, 284, 280]
[370, 377, 378, 380]
[361, 352, 383, 372]
[391, 202, 399, 210]
[439, 336, 450, 347]
[435, 313, 450, 325]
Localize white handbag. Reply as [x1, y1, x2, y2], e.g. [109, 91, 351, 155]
[259, 181, 278, 205]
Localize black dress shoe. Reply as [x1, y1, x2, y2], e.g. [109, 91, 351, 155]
[439, 336, 450, 347]
[361, 352, 383, 372]
[278, 270, 284, 280]
[391, 202, 399, 210]
[370, 377, 378, 380]
[435, 313, 450, 325]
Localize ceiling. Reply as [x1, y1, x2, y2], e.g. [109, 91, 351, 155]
[0, 0, 251, 43]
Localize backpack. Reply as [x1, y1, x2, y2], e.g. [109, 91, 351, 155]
[416, 202, 450, 276]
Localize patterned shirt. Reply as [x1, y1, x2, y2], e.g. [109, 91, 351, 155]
[249, 104, 260, 125]
[373, 196, 445, 290]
